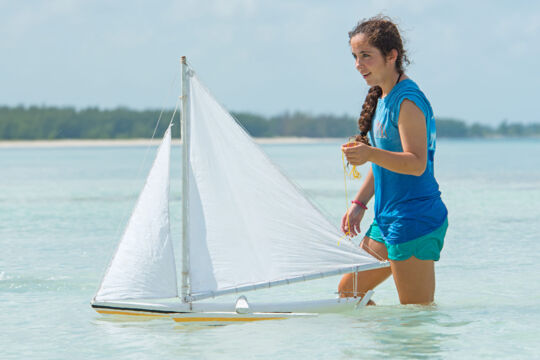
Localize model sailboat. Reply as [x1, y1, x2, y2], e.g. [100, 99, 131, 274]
[91, 57, 389, 323]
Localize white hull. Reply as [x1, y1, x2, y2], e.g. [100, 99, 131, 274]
[91, 292, 373, 324]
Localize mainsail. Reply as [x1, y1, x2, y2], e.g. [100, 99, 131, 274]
[95, 126, 177, 301]
[186, 73, 383, 299]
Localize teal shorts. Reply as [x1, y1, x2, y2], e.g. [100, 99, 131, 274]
[366, 218, 448, 261]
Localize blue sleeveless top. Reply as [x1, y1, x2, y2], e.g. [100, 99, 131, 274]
[369, 79, 447, 245]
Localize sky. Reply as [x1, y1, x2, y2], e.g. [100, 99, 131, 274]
[1, 0, 540, 125]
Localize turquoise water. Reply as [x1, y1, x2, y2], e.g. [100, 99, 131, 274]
[1, 139, 539, 359]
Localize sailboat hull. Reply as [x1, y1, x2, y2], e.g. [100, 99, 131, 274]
[92, 304, 306, 322]
[91, 294, 372, 324]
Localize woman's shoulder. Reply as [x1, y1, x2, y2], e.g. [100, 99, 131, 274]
[389, 79, 432, 117]
[390, 79, 424, 101]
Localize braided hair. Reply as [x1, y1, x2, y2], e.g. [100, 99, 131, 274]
[349, 16, 409, 144]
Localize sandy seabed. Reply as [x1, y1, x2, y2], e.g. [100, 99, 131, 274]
[0, 137, 342, 148]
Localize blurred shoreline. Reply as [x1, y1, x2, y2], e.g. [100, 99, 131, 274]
[0, 137, 343, 148]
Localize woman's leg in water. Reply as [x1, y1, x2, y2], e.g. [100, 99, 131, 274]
[390, 257, 435, 304]
[338, 236, 392, 300]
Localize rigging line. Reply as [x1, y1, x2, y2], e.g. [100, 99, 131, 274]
[112, 73, 178, 234]
[168, 98, 180, 127]
[361, 231, 387, 262]
[363, 242, 386, 262]
[340, 144, 386, 262]
[93, 71, 179, 299]
[340, 151, 352, 244]
[136, 73, 180, 183]
[340, 147, 360, 244]
[353, 267, 357, 297]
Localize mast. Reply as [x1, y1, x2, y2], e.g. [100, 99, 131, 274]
[180, 56, 191, 303]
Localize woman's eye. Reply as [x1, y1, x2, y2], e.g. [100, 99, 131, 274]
[363, 54, 370, 58]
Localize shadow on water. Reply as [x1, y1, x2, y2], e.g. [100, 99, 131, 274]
[342, 304, 471, 359]
[92, 314, 214, 333]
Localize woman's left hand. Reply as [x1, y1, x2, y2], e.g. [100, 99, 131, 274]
[342, 143, 373, 166]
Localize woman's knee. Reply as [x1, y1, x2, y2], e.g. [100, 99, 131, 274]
[337, 268, 392, 297]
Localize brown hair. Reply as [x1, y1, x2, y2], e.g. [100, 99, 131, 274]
[349, 15, 409, 144]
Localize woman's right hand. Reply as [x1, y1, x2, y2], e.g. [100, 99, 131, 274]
[341, 204, 365, 237]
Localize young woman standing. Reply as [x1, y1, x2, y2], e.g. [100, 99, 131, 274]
[338, 16, 448, 305]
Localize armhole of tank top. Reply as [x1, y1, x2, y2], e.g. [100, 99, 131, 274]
[394, 94, 430, 128]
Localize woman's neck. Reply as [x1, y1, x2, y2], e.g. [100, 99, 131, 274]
[380, 71, 404, 97]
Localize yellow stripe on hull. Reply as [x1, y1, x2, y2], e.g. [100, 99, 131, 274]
[95, 307, 293, 323]
[173, 316, 286, 323]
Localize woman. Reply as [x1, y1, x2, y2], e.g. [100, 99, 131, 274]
[338, 16, 448, 305]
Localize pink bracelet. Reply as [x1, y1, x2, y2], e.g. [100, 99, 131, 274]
[351, 200, 368, 210]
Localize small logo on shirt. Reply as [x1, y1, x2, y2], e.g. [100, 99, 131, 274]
[374, 120, 387, 139]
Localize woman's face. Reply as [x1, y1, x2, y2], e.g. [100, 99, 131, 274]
[350, 33, 394, 87]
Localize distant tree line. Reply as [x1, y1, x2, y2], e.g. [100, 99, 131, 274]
[1, 105, 539, 140]
[0, 106, 179, 140]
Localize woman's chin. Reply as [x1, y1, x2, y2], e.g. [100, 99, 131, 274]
[363, 77, 375, 87]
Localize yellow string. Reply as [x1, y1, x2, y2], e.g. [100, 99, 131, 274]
[348, 165, 361, 179]
[339, 141, 362, 244]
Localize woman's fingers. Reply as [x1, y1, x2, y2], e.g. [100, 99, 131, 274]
[347, 218, 358, 237]
[343, 144, 370, 166]
[354, 222, 361, 236]
[350, 219, 359, 237]
[344, 153, 360, 165]
[341, 213, 349, 234]
[342, 208, 364, 237]
[342, 212, 357, 236]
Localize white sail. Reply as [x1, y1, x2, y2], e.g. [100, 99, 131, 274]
[95, 126, 177, 301]
[187, 74, 382, 298]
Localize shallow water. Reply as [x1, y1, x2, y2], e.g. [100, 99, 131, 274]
[1, 139, 539, 359]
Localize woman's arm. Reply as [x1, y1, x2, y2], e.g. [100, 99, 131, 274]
[343, 100, 427, 176]
[353, 166, 374, 204]
[341, 167, 374, 236]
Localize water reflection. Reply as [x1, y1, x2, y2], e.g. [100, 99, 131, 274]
[92, 314, 214, 333]
[345, 305, 468, 359]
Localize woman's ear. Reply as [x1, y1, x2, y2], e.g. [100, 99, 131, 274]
[386, 49, 398, 65]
